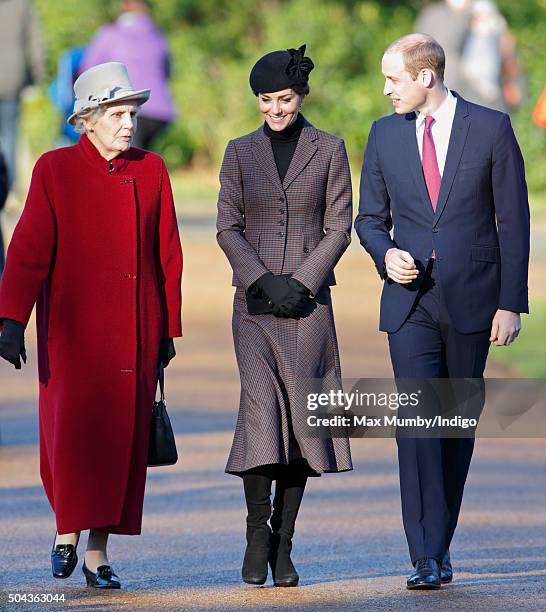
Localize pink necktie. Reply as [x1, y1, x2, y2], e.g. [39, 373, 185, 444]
[422, 116, 441, 211]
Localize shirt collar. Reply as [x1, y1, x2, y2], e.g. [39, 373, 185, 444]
[416, 89, 457, 129]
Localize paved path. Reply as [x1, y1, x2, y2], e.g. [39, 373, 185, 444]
[1, 216, 545, 611]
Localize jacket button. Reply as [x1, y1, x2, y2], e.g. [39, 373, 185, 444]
[279, 208, 285, 214]
[278, 232, 285, 237]
[278, 220, 285, 226]
[303, 247, 309, 253]
[432, 228, 439, 233]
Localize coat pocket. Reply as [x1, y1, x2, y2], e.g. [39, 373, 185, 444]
[471, 245, 501, 263]
[459, 160, 490, 170]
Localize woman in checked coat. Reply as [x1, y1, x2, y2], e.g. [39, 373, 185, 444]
[0, 63, 182, 588]
[217, 45, 353, 587]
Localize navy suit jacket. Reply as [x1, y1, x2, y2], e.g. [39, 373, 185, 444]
[355, 93, 530, 334]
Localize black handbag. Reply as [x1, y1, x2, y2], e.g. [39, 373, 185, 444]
[147, 363, 178, 467]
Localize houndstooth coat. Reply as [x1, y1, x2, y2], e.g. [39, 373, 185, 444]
[217, 118, 353, 475]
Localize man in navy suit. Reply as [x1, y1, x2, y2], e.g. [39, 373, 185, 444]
[355, 33, 529, 590]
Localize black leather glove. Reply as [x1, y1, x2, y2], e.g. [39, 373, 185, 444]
[158, 338, 176, 368]
[273, 278, 312, 319]
[252, 273, 292, 306]
[0, 319, 26, 370]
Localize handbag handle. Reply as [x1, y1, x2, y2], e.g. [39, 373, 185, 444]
[155, 362, 165, 402]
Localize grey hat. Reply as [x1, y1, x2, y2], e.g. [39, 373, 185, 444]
[68, 62, 150, 125]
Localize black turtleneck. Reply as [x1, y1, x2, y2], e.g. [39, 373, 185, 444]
[264, 113, 304, 182]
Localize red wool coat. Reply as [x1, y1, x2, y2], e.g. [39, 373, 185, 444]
[0, 135, 182, 534]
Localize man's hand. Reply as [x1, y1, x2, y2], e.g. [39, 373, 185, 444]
[489, 309, 521, 346]
[384, 248, 419, 284]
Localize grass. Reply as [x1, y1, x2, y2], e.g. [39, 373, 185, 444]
[170, 168, 219, 214]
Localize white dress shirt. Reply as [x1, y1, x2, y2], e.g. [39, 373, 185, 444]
[416, 90, 458, 177]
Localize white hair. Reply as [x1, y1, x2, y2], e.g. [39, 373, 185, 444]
[73, 106, 108, 135]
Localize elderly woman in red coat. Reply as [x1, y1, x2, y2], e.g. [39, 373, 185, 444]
[0, 62, 182, 588]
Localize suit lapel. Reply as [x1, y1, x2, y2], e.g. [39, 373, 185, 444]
[252, 128, 283, 193]
[433, 96, 471, 226]
[402, 112, 432, 211]
[282, 123, 318, 190]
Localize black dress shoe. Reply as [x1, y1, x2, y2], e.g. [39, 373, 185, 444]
[82, 563, 121, 589]
[269, 533, 299, 587]
[242, 525, 271, 585]
[407, 558, 441, 590]
[441, 549, 453, 583]
[51, 533, 79, 579]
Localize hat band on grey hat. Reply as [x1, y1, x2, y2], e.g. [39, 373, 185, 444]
[249, 44, 314, 95]
[68, 61, 150, 125]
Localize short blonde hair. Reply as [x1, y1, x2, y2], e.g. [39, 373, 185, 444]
[385, 33, 445, 82]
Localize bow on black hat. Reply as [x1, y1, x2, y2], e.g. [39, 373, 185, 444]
[249, 44, 315, 95]
[286, 45, 315, 83]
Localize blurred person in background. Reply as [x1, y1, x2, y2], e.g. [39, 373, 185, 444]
[80, 0, 175, 151]
[0, 62, 182, 589]
[0, 151, 7, 277]
[0, 0, 45, 274]
[217, 44, 353, 588]
[532, 86, 546, 131]
[0, 0, 45, 191]
[416, 0, 522, 112]
[49, 47, 87, 147]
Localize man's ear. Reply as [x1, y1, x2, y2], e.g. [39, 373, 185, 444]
[419, 68, 434, 88]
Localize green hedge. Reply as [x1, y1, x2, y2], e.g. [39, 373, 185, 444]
[28, 0, 546, 192]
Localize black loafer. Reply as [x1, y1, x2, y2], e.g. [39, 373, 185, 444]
[407, 558, 441, 590]
[51, 533, 79, 579]
[441, 549, 453, 583]
[83, 563, 121, 589]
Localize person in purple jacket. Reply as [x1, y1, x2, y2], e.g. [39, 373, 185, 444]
[80, 0, 176, 150]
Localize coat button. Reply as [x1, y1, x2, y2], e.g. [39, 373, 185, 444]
[278, 232, 285, 237]
[432, 228, 439, 233]
[303, 247, 309, 253]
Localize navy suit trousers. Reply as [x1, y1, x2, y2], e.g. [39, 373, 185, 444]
[388, 259, 491, 564]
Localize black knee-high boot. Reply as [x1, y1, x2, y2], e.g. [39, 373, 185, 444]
[241, 473, 273, 585]
[269, 471, 307, 587]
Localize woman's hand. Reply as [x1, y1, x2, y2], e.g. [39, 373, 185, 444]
[252, 273, 291, 306]
[252, 273, 312, 318]
[158, 338, 176, 368]
[0, 319, 27, 369]
[273, 278, 312, 318]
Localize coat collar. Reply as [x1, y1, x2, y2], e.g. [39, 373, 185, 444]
[251, 116, 319, 192]
[78, 133, 129, 175]
[401, 91, 471, 226]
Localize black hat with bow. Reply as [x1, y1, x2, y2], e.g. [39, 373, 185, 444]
[249, 44, 314, 95]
